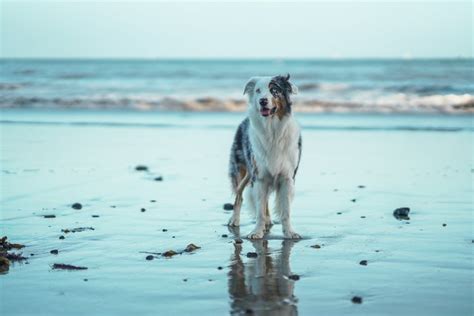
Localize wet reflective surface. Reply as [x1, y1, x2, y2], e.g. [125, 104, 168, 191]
[1, 110, 472, 315]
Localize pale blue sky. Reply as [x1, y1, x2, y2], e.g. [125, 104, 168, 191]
[1, 0, 472, 58]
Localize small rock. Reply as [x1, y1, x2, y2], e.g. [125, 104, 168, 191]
[141, 208, 146, 212]
[162, 229, 168, 232]
[135, 165, 148, 171]
[288, 274, 300, 281]
[84, 279, 88, 282]
[52, 263, 88, 270]
[393, 207, 410, 220]
[311, 244, 321, 249]
[360, 216, 366, 219]
[223, 203, 234, 210]
[359, 260, 368, 266]
[337, 212, 342, 215]
[154, 176, 163, 181]
[246, 252, 258, 258]
[92, 215, 100, 218]
[162, 250, 178, 257]
[217, 266, 223, 270]
[59, 235, 65, 240]
[71, 203, 82, 210]
[50, 249, 59, 255]
[183, 278, 188, 282]
[358, 185, 366, 188]
[351, 199, 357, 203]
[351, 296, 363, 304]
[221, 234, 228, 238]
[43, 215, 56, 218]
[184, 243, 201, 252]
[442, 223, 447, 227]
[150, 200, 156, 203]
[146, 255, 154, 261]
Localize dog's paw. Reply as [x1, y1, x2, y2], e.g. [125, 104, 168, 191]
[283, 230, 302, 239]
[247, 229, 264, 239]
[227, 216, 240, 227]
[264, 220, 273, 231]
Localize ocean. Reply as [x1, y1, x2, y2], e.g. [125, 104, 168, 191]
[1, 58, 473, 112]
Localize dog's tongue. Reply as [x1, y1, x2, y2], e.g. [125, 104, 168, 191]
[260, 108, 271, 117]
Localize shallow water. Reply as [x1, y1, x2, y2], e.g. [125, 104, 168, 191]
[0, 110, 473, 315]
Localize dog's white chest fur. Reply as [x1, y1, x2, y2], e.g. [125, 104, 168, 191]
[249, 116, 300, 179]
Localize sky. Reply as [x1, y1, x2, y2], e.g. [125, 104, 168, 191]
[1, 0, 472, 59]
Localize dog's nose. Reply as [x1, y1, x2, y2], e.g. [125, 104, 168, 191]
[259, 98, 268, 106]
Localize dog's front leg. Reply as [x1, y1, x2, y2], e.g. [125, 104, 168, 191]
[247, 180, 269, 239]
[276, 177, 301, 239]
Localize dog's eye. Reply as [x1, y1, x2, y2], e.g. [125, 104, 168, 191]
[256, 88, 261, 93]
[270, 88, 278, 94]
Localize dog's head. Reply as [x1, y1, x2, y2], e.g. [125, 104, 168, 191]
[244, 74, 298, 119]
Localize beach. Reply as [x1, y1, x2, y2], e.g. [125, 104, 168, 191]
[1, 109, 472, 315]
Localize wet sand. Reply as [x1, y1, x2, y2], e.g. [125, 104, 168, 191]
[0, 110, 473, 315]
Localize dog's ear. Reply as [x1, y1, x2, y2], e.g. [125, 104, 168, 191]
[289, 81, 298, 95]
[243, 77, 257, 95]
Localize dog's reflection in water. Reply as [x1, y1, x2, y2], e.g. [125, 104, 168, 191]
[227, 231, 299, 315]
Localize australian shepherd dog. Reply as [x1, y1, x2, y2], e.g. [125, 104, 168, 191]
[228, 74, 302, 239]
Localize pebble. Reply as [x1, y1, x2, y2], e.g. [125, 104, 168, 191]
[146, 255, 154, 261]
[352, 296, 363, 304]
[221, 234, 228, 238]
[217, 266, 223, 270]
[50, 249, 59, 255]
[351, 199, 357, 202]
[223, 203, 234, 210]
[359, 260, 368, 266]
[162, 229, 168, 232]
[442, 223, 447, 227]
[92, 215, 100, 218]
[310, 244, 321, 249]
[43, 215, 56, 218]
[59, 236, 65, 240]
[246, 252, 258, 258]
[135, 165, 148, 171]
[141, 208, 146, 212]
[154, 176, 163, 181]
[288, 274, 300, 281]
[71, 203, 82, 210]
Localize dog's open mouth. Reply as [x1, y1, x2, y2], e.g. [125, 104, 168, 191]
[260, 107, 276, 117]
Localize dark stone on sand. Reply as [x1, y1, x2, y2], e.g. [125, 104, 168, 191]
[52, 263, 88, 270]
[162, 229, 168, 232]
[43, 215, 56, 218]
[246, 252, 258, 258]
[221, 234, 228, 238]
[84, 279, 88, 282]
[71, 203, 82, 210]
[217, 266, 223, 270]
[146, 255, 154, 261]
[50, 249, 59, 255]
[141, 208, 146, 212]
[358, 185, 366, 188]
[162, 250, 178, 257]
[337, 212, 342, 215]
[61, 227, 94, 233]
[135, 165, 148, 171]
[393, 207, 410, 220]
[92, 215, 100, 218]
[352, 296, 363, 304]
[288, 274, 300, 281]
[223, 203, 234, 210]
[359, 260, 368, 266]
[59, 235, 65, 240]
[183, 278, 188, 282]
[351, 199, 357, 202]
[361, 216, 366, 218]
[234, 238, 243, 244]
[311, 244, 321, 249]
[184, 243, 201, 253]
[150, 200, 156, 203]
[442, 223, 447, 227]
[154, 176, 163, 181]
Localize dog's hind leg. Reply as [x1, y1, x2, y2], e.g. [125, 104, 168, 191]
[228, 169, 250, 227]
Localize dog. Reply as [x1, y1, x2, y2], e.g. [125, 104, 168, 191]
[228, 74, 302, 239]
